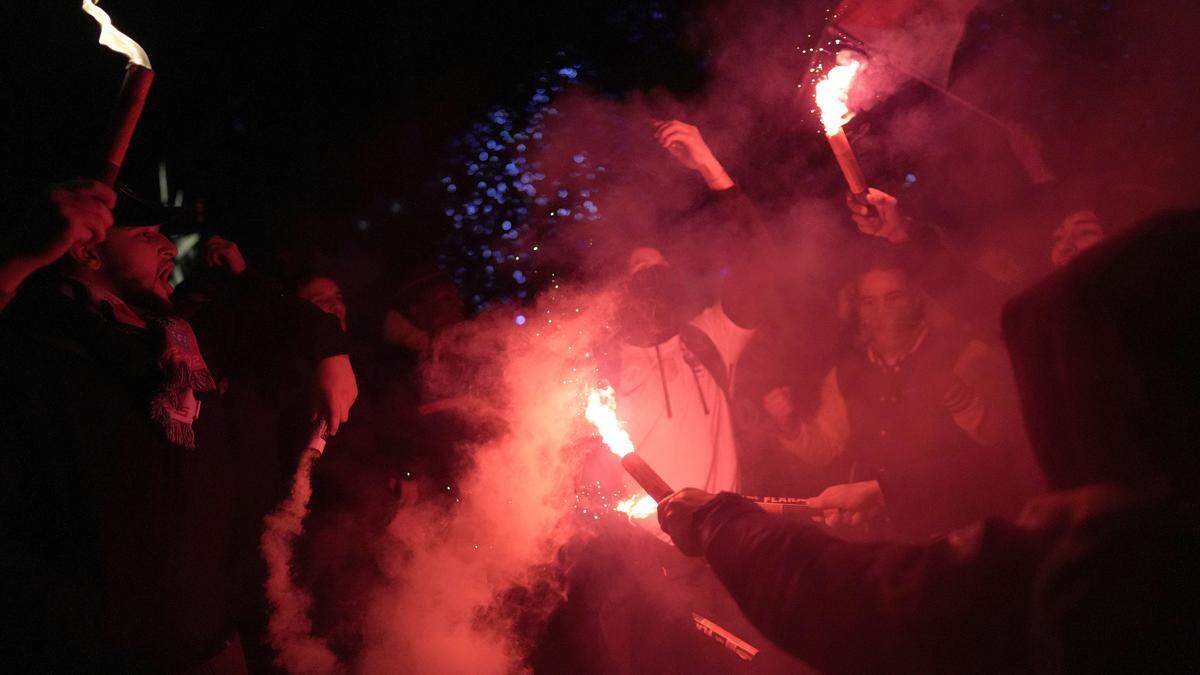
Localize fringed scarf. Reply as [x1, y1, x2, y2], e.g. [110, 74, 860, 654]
[61, 278, 218, 448]
[147, 316, 217, 448]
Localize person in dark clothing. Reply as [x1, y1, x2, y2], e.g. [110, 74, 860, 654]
[290, 273, 405, 659]
[657, 211, 1200, 673]
[297, 275, 348, 331]
[173, 241, 357, 672]
[379, 267, 491, 495]
[0, 181, 246, 672]
[764, 262, 1030, 539]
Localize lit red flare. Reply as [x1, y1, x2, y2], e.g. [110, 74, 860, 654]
[82, 1, 155, 187]
[813, 54, 869, 197]
[586, 386, 674, 502]
[814, 58, 860, 136]
[585, 386, 635, 457]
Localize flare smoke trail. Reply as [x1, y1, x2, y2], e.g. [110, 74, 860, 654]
[261, 442, 340, 674]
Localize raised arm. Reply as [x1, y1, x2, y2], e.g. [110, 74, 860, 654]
[654, 119, 777, 328]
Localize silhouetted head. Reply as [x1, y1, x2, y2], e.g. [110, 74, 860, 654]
[617, 247, 691, 347]
[1004, 210, 1200, 493]
[296, 275, 347, 331]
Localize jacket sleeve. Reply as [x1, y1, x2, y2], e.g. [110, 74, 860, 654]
[274, 287, 351, 362]
[692, 492, 1052, 674]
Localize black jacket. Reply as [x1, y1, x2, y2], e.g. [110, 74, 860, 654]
[0, 282, 239, 672]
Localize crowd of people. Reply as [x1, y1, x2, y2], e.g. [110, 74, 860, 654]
[0, 114, 1195, 674]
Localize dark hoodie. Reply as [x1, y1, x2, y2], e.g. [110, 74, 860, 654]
[678, 212, 1200, 673]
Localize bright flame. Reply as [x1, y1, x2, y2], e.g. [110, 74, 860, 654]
[614, 494, 658, 520]
[585, 386, 634, 458]
[82, 1, 152, 69]
[814, 58, 861, 135]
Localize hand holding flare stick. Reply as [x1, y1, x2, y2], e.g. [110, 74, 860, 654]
[586, 386, 675, 502]
[587, 388, 822, 521]
[81, 1, 154, 187]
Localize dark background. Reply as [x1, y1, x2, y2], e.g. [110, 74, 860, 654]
[6, 1, 706, 261]
[7, 1, 1199, 289]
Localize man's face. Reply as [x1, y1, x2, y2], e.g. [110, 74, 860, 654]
[297, 277, 348, 331]
[1051, 211, 1105, 268]
[97, 225, 177, 305]
[856, 268, 920, 343]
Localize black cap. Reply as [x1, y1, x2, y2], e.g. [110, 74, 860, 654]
[112, 184, 191, 235]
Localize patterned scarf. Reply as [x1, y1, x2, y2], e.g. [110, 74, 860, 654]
[147, 316, 217, 448]
[63, 278, 218, 448]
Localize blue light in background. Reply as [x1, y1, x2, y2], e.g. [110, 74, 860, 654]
[439, 59, 596, 313]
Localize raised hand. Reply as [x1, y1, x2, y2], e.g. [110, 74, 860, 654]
[846, 188, 910, 244]
[37, 180, 117, 267]
[202, 236, 247, 276]
[652, 119, 734, 191]
[1, 180, 117, 310]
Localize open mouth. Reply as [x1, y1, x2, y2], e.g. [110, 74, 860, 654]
[156, 263, 175, 292]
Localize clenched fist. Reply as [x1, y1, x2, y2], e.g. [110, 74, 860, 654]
[762, 386, 795, 427]
[314, 354, 358, 436]
[657, 487, 719, 556]
[202, 236, 247, 276]
[2, 181, 117, 310]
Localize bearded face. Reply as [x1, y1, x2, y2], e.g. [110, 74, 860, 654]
[617, 264, 690, 347]
[96, 225, 178, 310]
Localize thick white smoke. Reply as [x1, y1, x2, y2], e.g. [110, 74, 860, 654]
[261, 443, 341, 674]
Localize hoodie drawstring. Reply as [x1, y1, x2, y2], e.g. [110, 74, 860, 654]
[654, 343, 673, 419]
